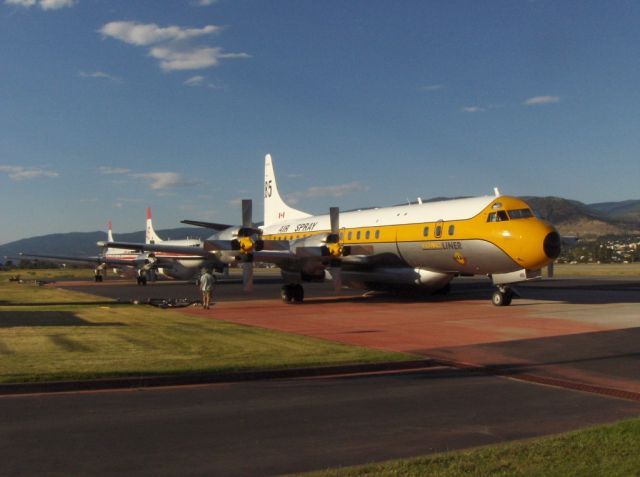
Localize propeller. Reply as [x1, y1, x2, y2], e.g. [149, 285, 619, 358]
[235, 199, 263, 254]
[239, 199, 256, 292]
[326, 207, 342, 292]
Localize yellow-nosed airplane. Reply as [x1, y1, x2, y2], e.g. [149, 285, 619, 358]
[258, 154, 560, 305]
[101, 154, 561, 305]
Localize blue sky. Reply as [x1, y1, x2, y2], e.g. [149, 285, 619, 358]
[1, 0, 639, 244]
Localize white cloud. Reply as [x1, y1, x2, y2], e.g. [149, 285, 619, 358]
[99, 166, 200, 190]
[99, 166, 131, 175]
[40, 0, 73, 9]
[98, 20, 249, 73]
[99, 21, 220, 46]
[183, 75, 224, 89]
[79, 70, 122, 83]
[461, 106, 486, 113]
[150, 46, 235, 72]
[131, 172, 200, 190]
[523, 95, 560, 106]
[194, 0, 217, 5]
[5, 0, 74, 9]
[184, 75, 205, 86]
[288, 182, 368, 203]
[5, 0, 37, 6]
[0, 165, 59, 180]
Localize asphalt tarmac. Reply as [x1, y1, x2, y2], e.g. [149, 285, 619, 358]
[3, 366, 640, 477]
[2, 274, 639, 476]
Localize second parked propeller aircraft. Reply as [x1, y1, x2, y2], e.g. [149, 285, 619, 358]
[101, 154, 561, 306]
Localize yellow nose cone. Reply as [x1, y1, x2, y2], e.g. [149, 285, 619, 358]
[500, 220, 559, 270]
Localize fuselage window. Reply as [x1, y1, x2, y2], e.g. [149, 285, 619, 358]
[508, 209, 533, 219]
[339, 232, 344, 241]
[348, 231, 352, 241]
[435, 224, 442, 238]
[356, 231, 361, 240]
[423, 226, 429, 237]
[365, 230, 370, 240]
[375, 229, 380, 240]
[448, 224, 455, 236]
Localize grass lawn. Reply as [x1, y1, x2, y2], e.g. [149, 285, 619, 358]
[304, 417, 640, 477]
[0, 271, 109, 305]
[554, 262, 640, 277]
[0, 277, 412, 384]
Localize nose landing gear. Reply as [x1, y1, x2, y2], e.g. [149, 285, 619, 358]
[492, 285, 514, 306]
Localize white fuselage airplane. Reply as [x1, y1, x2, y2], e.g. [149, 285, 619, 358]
[22, 212, 219, 284]
[100, 208, 230, 284]
[20, 221, 148, 281]
[140, 207, 207, 283]
[257, 154, 560, 305]
[101, 154, 561, 305]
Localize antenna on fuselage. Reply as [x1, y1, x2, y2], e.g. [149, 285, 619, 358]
[493, 187, 501, 197]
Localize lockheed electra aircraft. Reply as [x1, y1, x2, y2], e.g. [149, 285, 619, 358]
[100, 154, 561, 306]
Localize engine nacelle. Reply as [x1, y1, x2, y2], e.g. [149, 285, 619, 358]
[134, 253, 157, 270]
[290, 234, 333, 258]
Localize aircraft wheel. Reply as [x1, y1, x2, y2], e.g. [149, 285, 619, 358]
[281, 285, 294, 303]
[292, 284, 304, 303]
[492, 290, 512, 306]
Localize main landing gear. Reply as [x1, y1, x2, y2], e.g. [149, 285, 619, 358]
[281, 284, 304, 303]
[492, 285, 514, 306]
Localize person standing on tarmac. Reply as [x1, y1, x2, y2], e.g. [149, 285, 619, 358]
[198, 268, 215, 309]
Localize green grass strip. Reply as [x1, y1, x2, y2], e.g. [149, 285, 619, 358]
[303, 417, 640, 477]
[0, 304, 411, 383]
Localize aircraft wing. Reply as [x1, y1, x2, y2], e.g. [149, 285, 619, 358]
[97, 241, 211, 257]
[19, 252, 135, 268]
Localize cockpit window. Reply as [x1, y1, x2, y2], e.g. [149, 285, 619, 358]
[487, 211, 509, 222]
[508, 209, 533, 219]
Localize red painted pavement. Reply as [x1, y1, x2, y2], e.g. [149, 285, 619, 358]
[181, 296, 640, 397]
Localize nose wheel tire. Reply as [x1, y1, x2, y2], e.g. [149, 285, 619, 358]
[492, 289, 513, 306]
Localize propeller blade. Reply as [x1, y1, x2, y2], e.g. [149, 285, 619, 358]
[331, 265, 342, 293]
[328, 207, 342, 292]
[329, 207, 339, 235]
[242, 199, 252, 229]
[241, 261, 254, 292]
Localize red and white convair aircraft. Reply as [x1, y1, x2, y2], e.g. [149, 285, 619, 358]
[101, 154, 561, 305]
[20, 221, 146, 281]
[94, 208, 229, 284]
[22, 210, 224, 285]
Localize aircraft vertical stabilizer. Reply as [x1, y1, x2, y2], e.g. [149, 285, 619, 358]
[264, 154, 311, 227]
[145, 208, 164, 244]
